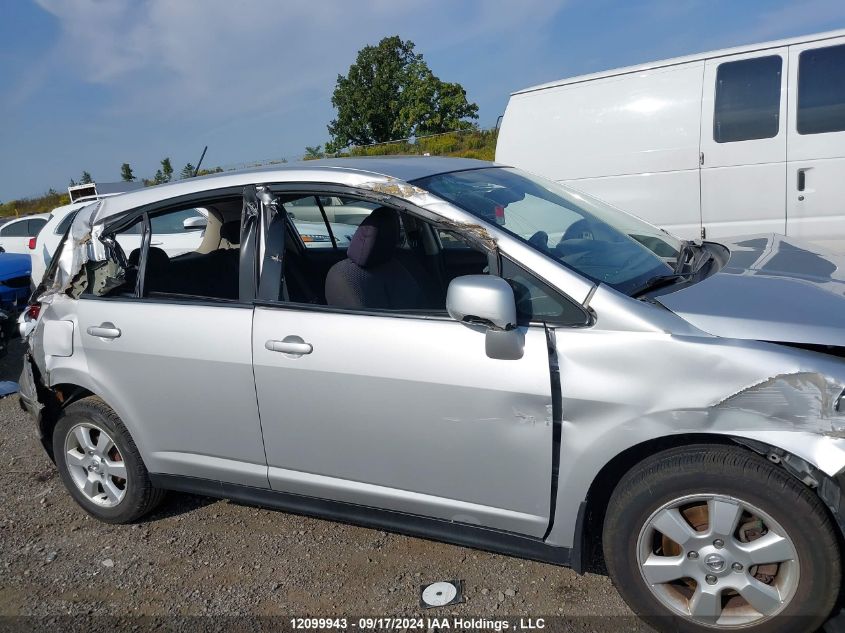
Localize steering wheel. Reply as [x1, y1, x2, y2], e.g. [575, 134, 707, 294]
[528, 230, 551, 255]
[562, 219, 595, 242]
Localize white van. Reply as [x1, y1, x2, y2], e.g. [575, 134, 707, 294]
[496, 29, 845, 252]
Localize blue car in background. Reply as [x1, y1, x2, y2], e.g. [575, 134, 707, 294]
[0, 251, 30, 357]
[0, 252, 31, 312]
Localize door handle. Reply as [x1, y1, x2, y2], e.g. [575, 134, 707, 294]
[265, 336, 312, 356]
[86, 323, 121, 339]
[797, 168, 807, 192]
[150, 241, 163, 246]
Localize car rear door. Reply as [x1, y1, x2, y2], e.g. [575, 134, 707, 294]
[72, 196, 268, 488]
[249, 189, 555, 537]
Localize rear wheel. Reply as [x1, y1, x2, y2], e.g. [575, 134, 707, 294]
[603, 445, 841, 633]
[53, 396, 164, 523]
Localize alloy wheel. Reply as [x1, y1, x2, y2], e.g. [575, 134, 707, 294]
[63, 423, 128, 507]
[636, 493, 799, 627]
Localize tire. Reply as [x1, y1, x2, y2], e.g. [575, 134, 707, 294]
[603, 444, 841, 633]
[52, 396, 165, 523]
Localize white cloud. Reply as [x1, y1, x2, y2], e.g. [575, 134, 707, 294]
[31, 0, 566, 122]
[732, 0, 845, 43]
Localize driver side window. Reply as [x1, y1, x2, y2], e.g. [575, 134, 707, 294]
[274, 194, 587, 326]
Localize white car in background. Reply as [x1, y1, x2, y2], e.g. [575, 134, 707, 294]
[32, 203, 207, 285]
[0, 213, 50, 255]
[287, 195, 377, 248]
[31, 202, 94, 284]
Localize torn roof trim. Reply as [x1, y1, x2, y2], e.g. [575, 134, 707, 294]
[88, 159, 494, 226]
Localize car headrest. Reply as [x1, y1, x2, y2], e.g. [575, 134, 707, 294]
[347, 207, 399, 268]
[128, 247, 169, 271]
[220, 220, 240, 244]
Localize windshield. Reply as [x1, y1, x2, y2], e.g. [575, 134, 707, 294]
[414, 167, 680, 295]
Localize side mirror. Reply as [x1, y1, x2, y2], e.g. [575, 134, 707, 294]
[447, 275, 516, 330]
[447, 275, 523, 360]
[183, 216, 208, 231]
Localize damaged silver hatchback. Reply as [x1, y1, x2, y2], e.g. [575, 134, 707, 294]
[20, 157, 845, 632]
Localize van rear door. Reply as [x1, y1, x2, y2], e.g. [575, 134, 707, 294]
[785, 36, 845, 253]
[699, 47, 788, 240]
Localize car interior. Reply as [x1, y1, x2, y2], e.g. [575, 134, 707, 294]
[280, 201, 490, 311]
[100, 194, 490, 312]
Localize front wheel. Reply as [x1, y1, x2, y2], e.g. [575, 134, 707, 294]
[603, 445, 841, 633]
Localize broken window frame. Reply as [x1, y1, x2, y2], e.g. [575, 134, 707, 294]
[86, 186, 251, 304]
[253, 183, 591, 327]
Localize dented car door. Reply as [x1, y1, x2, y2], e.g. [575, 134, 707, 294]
[252, 306, 555, 536]
[249, 190, 555, 536]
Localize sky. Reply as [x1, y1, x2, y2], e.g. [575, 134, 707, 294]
[1, 0, 844, 201]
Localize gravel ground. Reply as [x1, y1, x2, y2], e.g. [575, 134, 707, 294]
[0, 339, 650, 632]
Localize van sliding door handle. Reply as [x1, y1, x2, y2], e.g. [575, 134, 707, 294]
[797, 169, 807, 192]
[265, 337, 313, 356]
[86, 323, 121, 339]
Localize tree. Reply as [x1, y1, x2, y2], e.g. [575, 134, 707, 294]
[153, 157, 174, 185]
[304, 145, 323, 160]
[327, 36, 478, 149]
[69, 178, 77, 187]
[180, 163, 196, 179]
[120, 163, 135, 181]
[80, 171, 93, 184]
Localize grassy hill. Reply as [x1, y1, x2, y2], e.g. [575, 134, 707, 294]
[341, 128, 498, 160]
[0, 190, 70, 220]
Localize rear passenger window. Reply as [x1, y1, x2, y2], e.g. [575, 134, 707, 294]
[28, 218, 47, 236]
[84, 199, 242, 301]
[142, 205, 239, 300]
[713, 55, 782, 143]
[150, 208, 204, 234]
[2, 220, 29, 237]
[56, 211, 78, 235]
[798, 43, 845, 135]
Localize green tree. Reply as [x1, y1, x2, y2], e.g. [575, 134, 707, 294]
[69, 178, 77, 187]
[80, 171, 93, 184]
[303, 145, 323, 160]
[153, 157, 174, 184]
[327, 36, 478, 149]
[180, 163, 196, 179]
[120, 163, 135, 181]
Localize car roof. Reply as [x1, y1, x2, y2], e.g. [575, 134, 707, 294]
[93, 156, 498, 224]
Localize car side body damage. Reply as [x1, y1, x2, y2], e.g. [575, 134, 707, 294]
[21, 158, 845, 567]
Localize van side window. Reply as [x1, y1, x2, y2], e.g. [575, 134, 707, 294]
[798, 43, 845, 135]
[713, 55, 782, 143]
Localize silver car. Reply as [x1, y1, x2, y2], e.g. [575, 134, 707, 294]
[19, 157, 845, 632]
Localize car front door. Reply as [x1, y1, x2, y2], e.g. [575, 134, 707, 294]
[250, 192, 555, 537]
